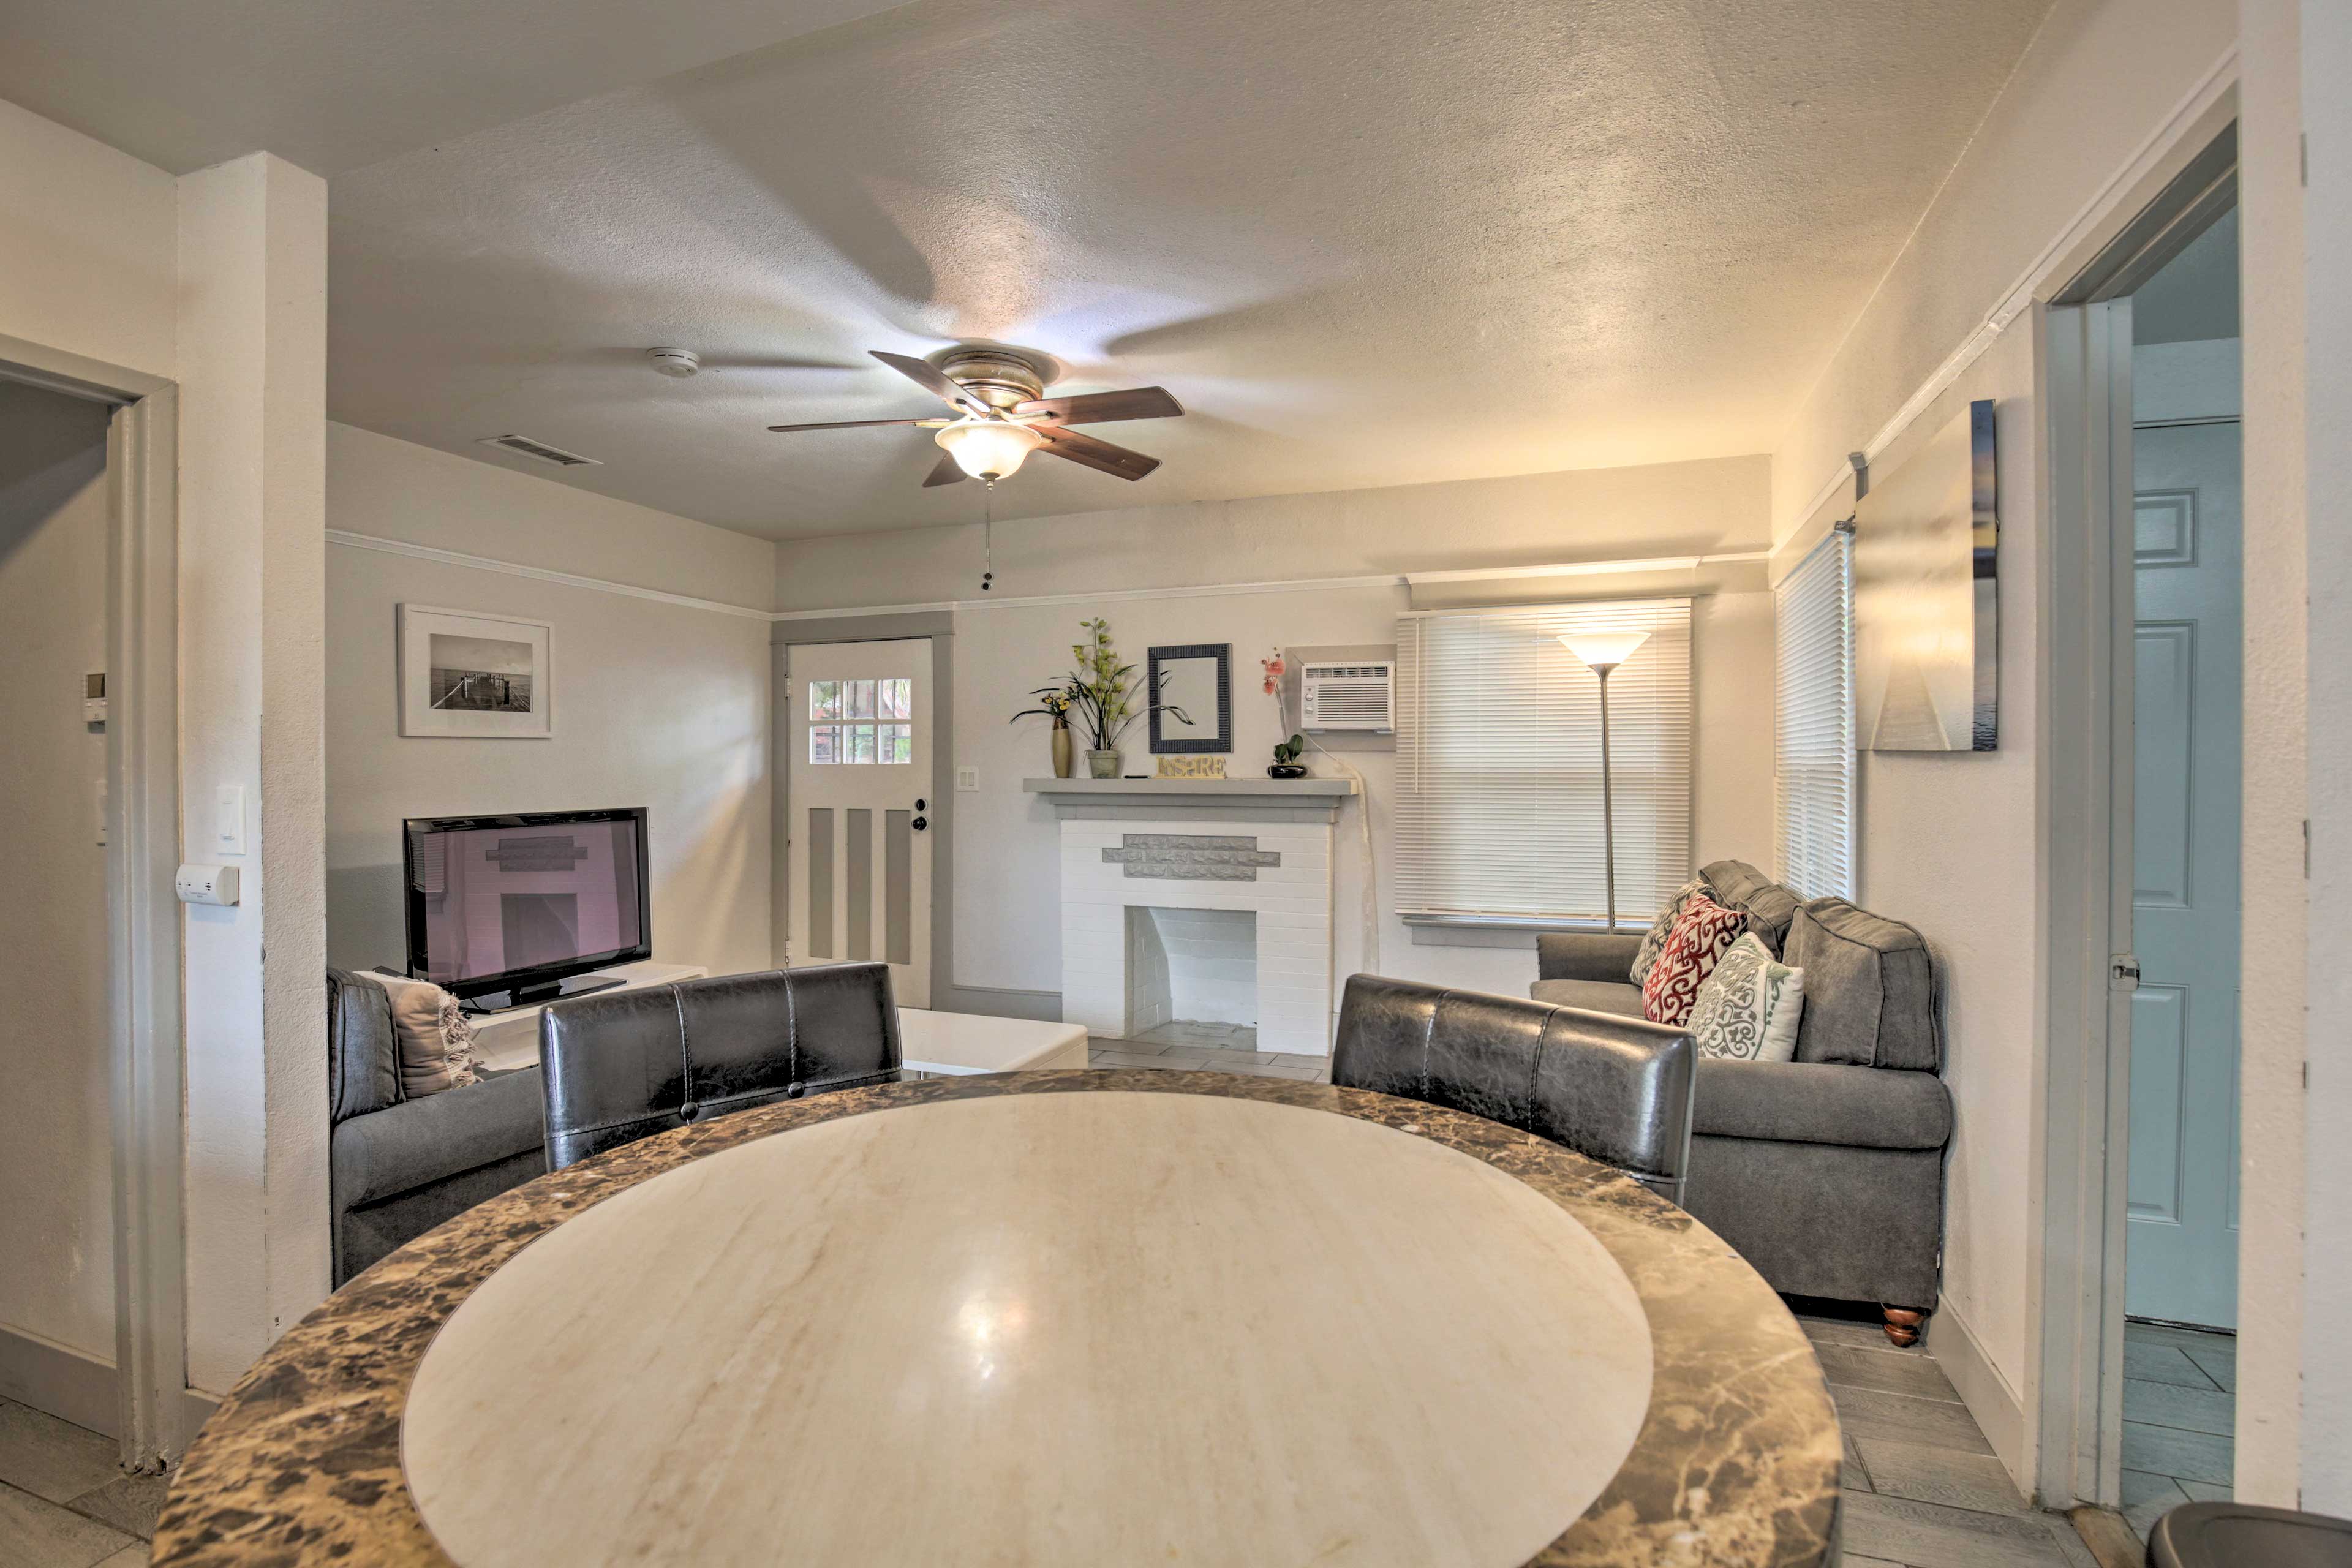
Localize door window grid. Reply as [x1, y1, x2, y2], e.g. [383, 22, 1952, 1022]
[808, 678, 913, 764]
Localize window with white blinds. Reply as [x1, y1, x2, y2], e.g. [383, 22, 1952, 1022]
[1773, 529, 1855, 900]
[1394, 598, 1692, 927]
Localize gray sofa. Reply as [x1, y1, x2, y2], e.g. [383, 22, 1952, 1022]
[327, 968, 546, 1286]
[1532, 860, 1950, 1344]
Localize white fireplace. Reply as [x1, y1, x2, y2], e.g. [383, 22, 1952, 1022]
[1026, 778, 1356, 1057]
[1126, 907, 1257, 1034]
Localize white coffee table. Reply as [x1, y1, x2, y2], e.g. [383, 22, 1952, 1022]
[897, 1008, 1090, 1077]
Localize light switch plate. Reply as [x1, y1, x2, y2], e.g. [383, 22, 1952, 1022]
[956, 766, 980, 791]
[216, 784, 246, 855]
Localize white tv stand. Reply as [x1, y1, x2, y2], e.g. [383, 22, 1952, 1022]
[468, 960, 708, 1077]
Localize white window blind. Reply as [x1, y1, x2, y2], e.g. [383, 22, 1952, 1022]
[1773, 529, 1855, 900]
[1395, 598, 1692, 927]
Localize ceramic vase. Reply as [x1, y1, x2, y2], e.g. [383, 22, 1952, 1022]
[1087, 748, 1122, 780]
[1052, 725, 1074, 779]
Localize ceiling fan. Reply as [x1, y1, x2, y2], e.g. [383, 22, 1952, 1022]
[767, 348, 1183, 487]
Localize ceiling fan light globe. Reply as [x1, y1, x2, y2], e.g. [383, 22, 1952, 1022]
[936, 419, 1046, 481]
[1558, 630, 1651, 672]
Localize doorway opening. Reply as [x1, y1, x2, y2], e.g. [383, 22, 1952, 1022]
[2116, 197, 2242, 1532]
[2039, 119, 2242, 1535]
[0, 346, 184, 1472]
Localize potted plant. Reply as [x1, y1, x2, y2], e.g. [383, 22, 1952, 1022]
[1013, 619, 1189, 780]
[1268, 733, 1308, 779]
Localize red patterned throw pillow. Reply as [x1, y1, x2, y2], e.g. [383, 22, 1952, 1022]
[1642, 894, 1747, 1027]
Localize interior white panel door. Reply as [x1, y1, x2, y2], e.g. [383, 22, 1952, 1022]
[2124, 421, 2242, 1329]
[785, 639, 932, 1008]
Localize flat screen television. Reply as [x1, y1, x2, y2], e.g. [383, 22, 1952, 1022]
[403, 807, 651, 1009]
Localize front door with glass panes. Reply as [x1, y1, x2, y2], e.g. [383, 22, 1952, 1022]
[785, 638, 932, 1006]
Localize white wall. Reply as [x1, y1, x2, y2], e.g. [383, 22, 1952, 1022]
[3, 92, 336, 1411]
[0, 96, 176, 378]
[325, 425, 777, 986]
[775, 454, 1776, 1017]
[2290, 0, 2352, 1509]
[176, 151, 331, 1393]
[1764, 0, 2237, 1494]
[945, 580, 1770, 1014]
[1855, 340, 2043, 1464]
[0, 382, 115, 1362]
[2241, 0, 2352, 1515]
[775, 456, 1769, 611]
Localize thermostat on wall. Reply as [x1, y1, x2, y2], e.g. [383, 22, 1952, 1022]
[175, 864, 241, 907]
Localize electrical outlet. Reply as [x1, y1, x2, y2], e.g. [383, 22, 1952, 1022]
[956, 766, 980, 791]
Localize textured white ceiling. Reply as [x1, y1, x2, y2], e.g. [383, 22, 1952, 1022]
[315, 0, 2051, 540]
[0, 0, 913, 174]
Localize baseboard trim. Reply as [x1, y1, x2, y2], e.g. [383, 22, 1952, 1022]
[1932, 1298, 2032, 1496]
[182, 1387, 222, 1443]
[0, 1324, 119, 1439]
[931, 984, 1062, 1023]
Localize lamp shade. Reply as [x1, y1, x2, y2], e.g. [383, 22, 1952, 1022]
[935, 418, 1046, 480]
[1558, 630, 1651, 671]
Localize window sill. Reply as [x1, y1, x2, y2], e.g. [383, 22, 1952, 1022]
[1402, 914, 1626, 950]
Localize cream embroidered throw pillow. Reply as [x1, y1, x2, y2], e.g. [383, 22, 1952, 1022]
[1684, 932, 1807, 1063]
[360, 972, 483, 1096]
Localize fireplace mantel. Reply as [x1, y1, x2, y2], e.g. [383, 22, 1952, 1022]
[1023, 776, 1357, 824]
[1036, 777, 1349, 1055]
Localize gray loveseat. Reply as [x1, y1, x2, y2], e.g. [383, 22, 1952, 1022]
[327, 968, 546, 1286]
[1532, 860, 1950, 1344]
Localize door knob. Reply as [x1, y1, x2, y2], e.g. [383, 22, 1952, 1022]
[912, 816, 928, 831]
[915, 798, 927, 810]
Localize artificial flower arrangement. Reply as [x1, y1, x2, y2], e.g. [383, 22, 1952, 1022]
[1013, 618, 1189, 778]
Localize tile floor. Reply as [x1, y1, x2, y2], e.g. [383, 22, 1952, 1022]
[1088, 1022, 1332, 1082]
[0, 1398, 157, 1567]
[1803, 1312, 2099, 1568]
[2119, 1319, 2234, 1539]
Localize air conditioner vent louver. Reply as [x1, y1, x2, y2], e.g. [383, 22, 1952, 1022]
[477, 434, 602, 467]
[1302, 660, 1395, 733]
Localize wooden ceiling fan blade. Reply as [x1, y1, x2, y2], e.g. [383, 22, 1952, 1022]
[870, 350, 993, 417]
[1012, 386, 1184, 424]
[922, 451, 969, 487]
[765, 417, 936, 433]
[1038, 426, 1161, 481]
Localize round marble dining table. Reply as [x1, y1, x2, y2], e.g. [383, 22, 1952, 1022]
[153, 1071, 1841, 1567]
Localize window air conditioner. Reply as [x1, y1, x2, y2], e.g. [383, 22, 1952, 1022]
[1301, 661, 1395, 733]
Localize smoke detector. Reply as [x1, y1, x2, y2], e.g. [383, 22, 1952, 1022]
[646, 347, 701, 379]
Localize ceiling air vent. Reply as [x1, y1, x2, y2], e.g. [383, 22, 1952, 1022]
[477, 434, 601, 467]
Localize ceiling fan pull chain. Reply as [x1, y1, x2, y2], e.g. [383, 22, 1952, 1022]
[981, 488, 995, 593]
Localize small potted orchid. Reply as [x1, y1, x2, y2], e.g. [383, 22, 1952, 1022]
[1262, 651, 1307, 778]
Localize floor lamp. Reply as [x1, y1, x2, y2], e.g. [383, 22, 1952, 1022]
[1559, 631, 1651, 932]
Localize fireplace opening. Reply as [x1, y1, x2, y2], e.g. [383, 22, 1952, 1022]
[1125, 906, 1257, 1048]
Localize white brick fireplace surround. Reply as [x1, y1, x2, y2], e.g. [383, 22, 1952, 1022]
[1024, 778, 1359, 1057]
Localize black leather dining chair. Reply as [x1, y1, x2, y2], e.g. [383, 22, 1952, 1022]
[538, 963, 902, 1170]
[1330, 974, 1697, 1205]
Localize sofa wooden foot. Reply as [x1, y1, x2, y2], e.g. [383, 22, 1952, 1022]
[1882, 1306, 1926, 1348]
